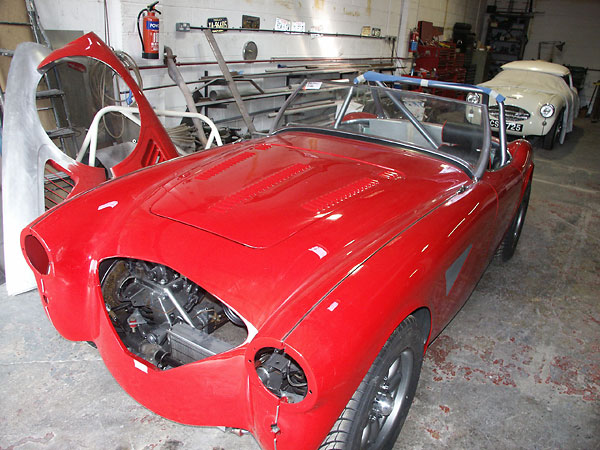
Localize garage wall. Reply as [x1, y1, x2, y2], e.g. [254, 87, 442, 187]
[523, 0, 600, 106]
[406, 0, 485, 40]
[483, 0, 600, 106]
[34, 0, 397, 116]
[32, 0, 485, 117]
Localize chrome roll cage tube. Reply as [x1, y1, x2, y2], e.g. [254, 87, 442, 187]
[269, 79, 309, 134]
[270, 74, 508, 180]
[353, 72, 509, 180]
[370, 87, 388, 119]
[372, 80, 439, 149]
[333, 86, 355, 129]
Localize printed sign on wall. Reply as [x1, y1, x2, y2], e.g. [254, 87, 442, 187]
[208, 17, 229, 32]
[275, 17, 291, 31]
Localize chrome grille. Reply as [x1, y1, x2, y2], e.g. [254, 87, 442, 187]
[489, 105, 531, 121]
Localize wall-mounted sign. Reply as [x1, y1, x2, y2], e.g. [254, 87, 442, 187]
[310, 25, 323, 39]
[242, 15, 260, 29]
[371, 27, 381, 37]
[361, 26, 371, 37]
[275, 17, 291, 32]
[207, 17, 228, 32]
[292, 21, 306, 33]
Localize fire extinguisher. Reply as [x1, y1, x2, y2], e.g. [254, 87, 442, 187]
[137, 1, 161, 59]
[409, 28, 419, 53]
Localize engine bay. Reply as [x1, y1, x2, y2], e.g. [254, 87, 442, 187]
[100, 258, 248, 369]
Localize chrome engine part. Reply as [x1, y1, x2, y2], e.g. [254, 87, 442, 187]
[100, 258, 247, 369]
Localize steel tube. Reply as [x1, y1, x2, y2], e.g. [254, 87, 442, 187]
[269, 79, 309, 134]
[188, 25, 394, 40]
[333, 86, 355, 129]
[375, 80, 439, 149]
[203, 29, 257, 135]
[497, 102, 508, 166]
[136, 57, 409, 71]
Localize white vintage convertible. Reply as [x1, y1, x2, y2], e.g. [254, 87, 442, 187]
[477, 60, 579, 149]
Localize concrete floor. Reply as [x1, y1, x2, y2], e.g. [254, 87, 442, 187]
[1, 117, 598, 450]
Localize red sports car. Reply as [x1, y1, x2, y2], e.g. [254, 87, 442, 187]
[20, 37, 533, 450]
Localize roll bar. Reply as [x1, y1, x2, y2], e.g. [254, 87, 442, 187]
[355, 71, 509, 179]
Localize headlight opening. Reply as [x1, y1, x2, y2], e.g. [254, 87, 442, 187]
[23, 234, 50, 275]
[255, 347, 308, 403]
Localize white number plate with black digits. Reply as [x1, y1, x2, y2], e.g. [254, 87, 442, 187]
[490, 119, 523, 132]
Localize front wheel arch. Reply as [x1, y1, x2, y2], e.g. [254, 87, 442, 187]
[412, 307, 431, 347]
[542, 108, 564, 150]
[495, 181, 531, 261]
[319, 315, 424, 450]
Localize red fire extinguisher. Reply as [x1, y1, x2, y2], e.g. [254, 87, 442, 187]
[409, 28, 419, 53]
[137, 1, 161, 59]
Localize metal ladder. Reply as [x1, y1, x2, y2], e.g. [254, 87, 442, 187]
[25, 0, 78, 157]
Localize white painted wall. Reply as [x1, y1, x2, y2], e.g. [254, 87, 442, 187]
[483, 0, 600, 106]
[524, 0, 600, 106]
[34, 0, 487, 127]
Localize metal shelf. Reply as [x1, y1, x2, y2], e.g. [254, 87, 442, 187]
[141, 63, 397, 92]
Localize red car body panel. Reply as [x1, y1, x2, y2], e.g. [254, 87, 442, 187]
[22, 130, 532, 449]
[21, 35, 534, 450]
[38, 32, 179, 184]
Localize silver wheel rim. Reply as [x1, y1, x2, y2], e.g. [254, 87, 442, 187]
[360, 349, 414, 449]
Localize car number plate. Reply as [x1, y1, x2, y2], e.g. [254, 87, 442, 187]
[489, 119, 523, 132]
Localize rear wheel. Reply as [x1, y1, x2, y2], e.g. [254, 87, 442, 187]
[542, 110, 564, 150]
[320, 316, 424, 450]
[496, 182, 531, 262]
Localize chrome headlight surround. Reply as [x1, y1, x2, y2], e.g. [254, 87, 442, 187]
[466, 92, 481, 104]
[540, 103, 555, 118]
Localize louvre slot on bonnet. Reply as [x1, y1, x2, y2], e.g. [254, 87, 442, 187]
[302, 177, 380, 213]
[210, 163, 312, 213]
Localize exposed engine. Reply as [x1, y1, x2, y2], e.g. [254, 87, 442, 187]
[100, 258, 247, 369]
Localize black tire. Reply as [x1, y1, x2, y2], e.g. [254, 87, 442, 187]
[320, 316, 424, 450]
[496, 182, 531, 262]
[542, 110, 564, 150]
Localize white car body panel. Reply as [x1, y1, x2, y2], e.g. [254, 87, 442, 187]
[480, 60, 579, 144]
[501, 60, 570, 77]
